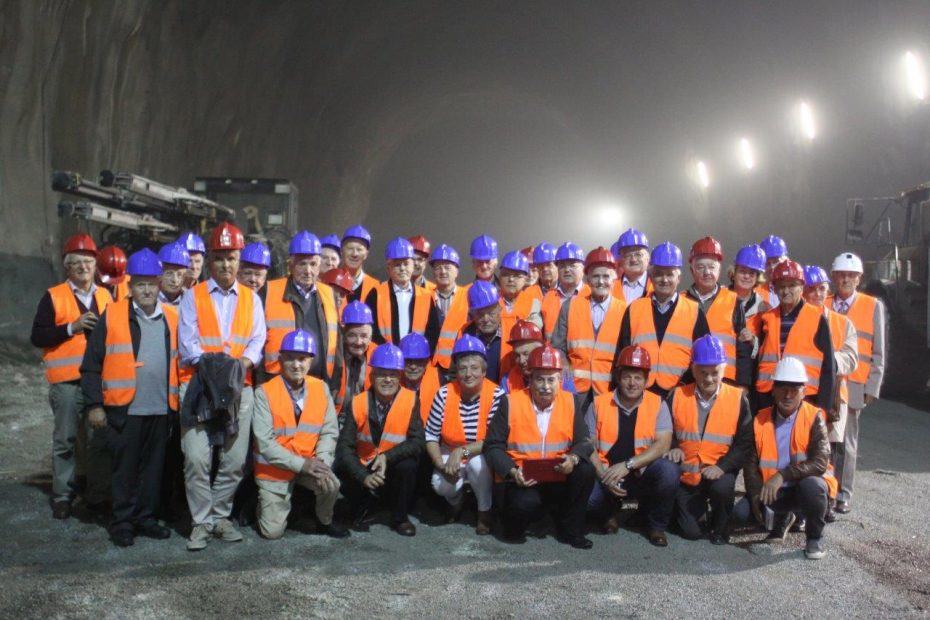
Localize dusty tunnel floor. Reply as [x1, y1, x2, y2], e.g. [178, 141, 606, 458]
[0, 360, 928, 617]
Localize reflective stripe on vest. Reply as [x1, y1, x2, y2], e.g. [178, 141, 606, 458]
[254, 375, 327, 482]
[352, 387, 416, 465]
[504, 389, 575, 471]
[263, 278, 338, 377]
[101, 300, 180, 410]
[376, 282, 431, 343]
[43, 282, 112, 384]
[702, 288, 739, 381]
[182, 281, 255, 385]
[432, 285, 470, 368]
[592, 390, 661, 465]
[754, 402, 838, 498]
[628, 294, 700, 391]
[671, 383, 742, 486]
[755, 303, 824, 396]
[440, 379, 496, 448]
[567, 293, 626, 394]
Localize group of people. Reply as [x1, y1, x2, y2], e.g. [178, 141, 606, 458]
[31, 221, 885, 559]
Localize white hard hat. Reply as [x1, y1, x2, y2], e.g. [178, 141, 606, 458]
[831, 252, 863, 274]
[773, 357, 808, 384]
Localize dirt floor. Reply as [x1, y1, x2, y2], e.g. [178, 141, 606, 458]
[1, 359, 928, 618]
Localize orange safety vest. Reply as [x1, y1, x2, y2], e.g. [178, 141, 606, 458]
[612, 276, 654, 303]
[754, 403, 839, 499]
[432, 285, 470, 368]
[566, 293, 626, 394]
[351, 387, 416, 465]
[179, 281, 255, 385]
[829, 293, 877, 385]
[42, 282, 112, 384]
[824, 308, 851, 405]
[756, 302, 824, 396]
[700, 288, 739, 382]
[512, 284, 541, 319]
[671, 383, 743, 486]
[375, 281, 431, 344]
[262, 278, 338, 377]
[503, 365, 526, 393]
[592, 390, 662, 465]
[354, 272, 379, 304]
[101, 299, 180, 411]
[414, 364, 443, 424]
[253, 375, 327, 482]
[417, 278, 437, 293]
[541, 285, 591, 341]
[440, 378, 497, 448]
[335, 342, 375, 414]
[111, 280, 130, 302]
[628, 294, 700, 391]
[504, 388, 575, 470]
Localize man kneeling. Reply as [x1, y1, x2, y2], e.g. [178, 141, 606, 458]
[252, 329, 348, 539]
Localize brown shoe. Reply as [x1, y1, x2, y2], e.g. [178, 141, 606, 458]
[647, 529, 668, 547]
[601, 516, 621, 535]
[52, 501, 71, 520]
[392, 521, 416, 537]
[476, 511, 493, 536]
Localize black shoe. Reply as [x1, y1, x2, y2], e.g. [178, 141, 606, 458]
[317, 521, 351, 539]
[710, 533, 730, 545]
[646, 529, 668, 547]
[351, 507, 371, 529]
[52, 501, 71, 520]
[558, 533, 593, 550]
[110, 529, 134, 547]
[824, 507, 837, 523]
[791, 517, 806, 533]
[136, 522, 171, 540]
[392, 521, 416, 537]
[835, 500, 851, 514]
[766, 512, 796, 543]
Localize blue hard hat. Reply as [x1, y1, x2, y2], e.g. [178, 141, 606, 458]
[555, 242, 585, 263]
[384, 237, 415, 261]
[452, 334, 487, 359]
[470, 234, 499, 260]
[429, 243, 460, 266]
[650, 241, 682, 268]
[370, 343, 405, 371]
[158, 241, 190, 268]
[399, 333, 431, 360]
[342, 224, 372, 248]
[500, 250, 529, 274]
[289, 230, 322, 256]
[760, 235, 788, 259]
[241, 242, 272, 267]
[804, 265, 830, 287]
[532, 242, 557, 265]
[280, 329, 317, 356]
[468, 280, 500, 311]
[692, 334, 727, 365]
[178, 231, 206, 254]
[617, 228, 649, 250]
[320, 234, 341, 251]
[610, 240, 622, 262]
[734, 244, 766, 272]
[126, 248, 162, 277]
[342, 301, 373, 325]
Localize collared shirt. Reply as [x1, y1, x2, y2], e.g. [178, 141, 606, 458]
[653, 291, 678, 315]
[284, 380, 306, 421]
[584, 392, 673, 436]
[294, 282, 317, 300]
[532, 400, 554, 440]
[374, 394, 394, 426]
[589, 296, 612, 333]
[556, 282, 582, 299]
[65, 280, 98, 336]
[622, 273, 648, 303]
[345, 354, 367, 404]
[393, 282, 414, 339]
[695, 385, 720, 435]
[178, 277, 266, 367]
[767, 285, 779, 309]
[774, 408, 799, 471]
[435, 286, 456, 322]
[132, 300, 164, 320]
[353, 270, 367, 291]
[158, 290, 182, 306]
[833, 293, 856, 315]
[688, 284, 719, 313]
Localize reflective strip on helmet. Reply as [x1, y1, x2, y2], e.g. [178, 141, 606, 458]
[102, 379, 136, 390]
[676, 431, 702, 442]
[105, 343, 134, 355]
[45, 356, 85, 368]
[266, 319, 295, 329]
[381, 432, 406, 444]
[758, 458, 779, 469]
[662, 333, 692, 347]
[702, 432, 733, 445]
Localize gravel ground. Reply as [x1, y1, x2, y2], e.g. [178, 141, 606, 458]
[0, 360, 927, 618]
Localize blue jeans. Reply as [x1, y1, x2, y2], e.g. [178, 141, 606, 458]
[588, 458, 680, 532]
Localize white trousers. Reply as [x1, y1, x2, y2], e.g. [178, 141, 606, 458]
[431, 452, 493, 512]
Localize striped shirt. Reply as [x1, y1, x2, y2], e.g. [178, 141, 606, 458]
[425, 383, 506, 443]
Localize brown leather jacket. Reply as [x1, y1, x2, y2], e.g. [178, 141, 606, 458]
[744, 409, 831, 500]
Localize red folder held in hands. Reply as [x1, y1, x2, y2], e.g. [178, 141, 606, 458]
[522, 457, 566, 483]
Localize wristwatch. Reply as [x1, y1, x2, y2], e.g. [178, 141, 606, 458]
[462, 447, 471, 458]
[625, 458, 636, 472]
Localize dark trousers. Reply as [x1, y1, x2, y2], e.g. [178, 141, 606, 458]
[589, 458, 680, 532]
[675, 472, 737, 539]
[108, 415, 168, 532]
[340, 456, 419, 525]
[498, 459, 595, 539]
[160, 415, 187, 521]
[770, 477, 828, 540]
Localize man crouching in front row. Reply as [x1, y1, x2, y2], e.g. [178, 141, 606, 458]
[252, 329, 349, 539]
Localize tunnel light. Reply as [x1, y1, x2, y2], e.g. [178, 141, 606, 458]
[696, 160, 710, 188]
[904, 51, 927, 101]
[798, 101, 816, 140]
[738, 138, 755, 170]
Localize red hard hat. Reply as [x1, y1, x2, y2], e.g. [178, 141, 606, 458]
[408, 235, 431, 256]
[689, 236, 724, 262]
[615, 345, 651, 371]
[97, 245, 128, 284]
[520, 246, 534, 260]
[320, 267, 355, 294]
[209, 222, 245, 251]
[584, 246, 617, 274]
[772, 259, 805, 284]
[62, 233, 98, 257]
[508, 319, 544, 344]
[528, 344, 562, 371]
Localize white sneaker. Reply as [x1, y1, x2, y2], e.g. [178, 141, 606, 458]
[805, 538, 826, 560]
[187, 524, 212, 551]
[213, 518, 243, 542]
